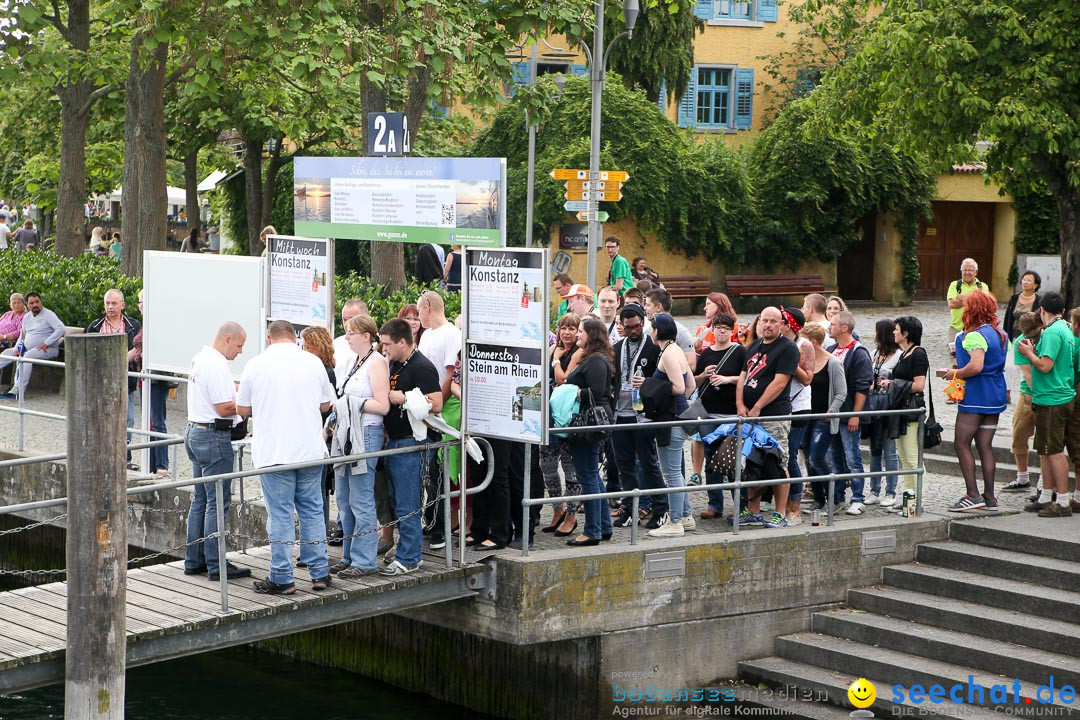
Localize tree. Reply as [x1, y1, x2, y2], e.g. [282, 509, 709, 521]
[601, 0, 702, 104]
[812, 0, 1080, 304]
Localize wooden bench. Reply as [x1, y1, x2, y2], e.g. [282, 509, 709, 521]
[724, 274, 825, 298]
[662, 275, 712, 299]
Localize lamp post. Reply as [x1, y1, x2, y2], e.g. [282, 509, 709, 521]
[523, 53, 567, 249]
[583, 0, 638, 290]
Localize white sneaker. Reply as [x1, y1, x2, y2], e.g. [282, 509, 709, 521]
[864, 494, 880, 506]
[880, 494, 896, 508]
[786, 513, 803, 526]
[680, 515, 696, 530]
[846, 502, 865, 516]
[648, 520, 685, 538]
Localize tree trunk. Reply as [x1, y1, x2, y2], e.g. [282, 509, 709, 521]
[120, 25, 169, 277]
[1032, 153, 1080, 309]
[183, 149, 200, 234]
[259, 137, 284, 231]
[54, 0, 93, 258]
[243, 138, 263, 255]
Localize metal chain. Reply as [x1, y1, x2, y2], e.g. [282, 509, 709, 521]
[0, 567, 68, 577]
[127, 504, 188, 516]
[0, 513, 68, 536]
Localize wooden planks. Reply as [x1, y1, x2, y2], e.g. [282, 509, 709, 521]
[724, 273, 825, 297]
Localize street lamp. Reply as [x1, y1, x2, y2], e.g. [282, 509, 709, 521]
[583, 0, 638, 290]
[522, 43, 571, 249]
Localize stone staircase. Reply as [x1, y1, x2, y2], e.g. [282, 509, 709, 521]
[737, 513, 1080, 718]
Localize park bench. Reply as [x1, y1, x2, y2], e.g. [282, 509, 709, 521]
[724, 273, 825, 298]
[662, 275, 712, 300]
[1, 327, 84, 393]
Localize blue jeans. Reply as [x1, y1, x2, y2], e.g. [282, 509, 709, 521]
[184, 427, 234, 574]
[150, 383, 169, 471]
[787, 421, 809, 500]
[335, 425, 383, 571]
[612, 418, 666, 516]
[385, 437, 424, 568]
[658, 426, 689, 521]
[837, 425, 866, 504]
[869, 434, 899, 497]
[260, 465, 329, 584]
[570, 440, 613, 540]
[807, 421, 835, 505]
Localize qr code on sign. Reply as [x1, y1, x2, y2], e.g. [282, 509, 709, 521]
[441, 204, 455, 226]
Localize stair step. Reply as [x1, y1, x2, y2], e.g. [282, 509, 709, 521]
[731, 687, 856, 720]
[917, 541, 1080, 592]
[922, 453, 1040, 484]
[882, 564, 1080, 618]
[847, 586, 1080, 659]
[738, 656, 1001, 719]
[950, 515, 1080, 563]
[776, 632, 1078, 715]
[812, 609, 1080, 687]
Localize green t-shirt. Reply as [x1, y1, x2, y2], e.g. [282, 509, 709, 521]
[608, 254, 633, 294]
[1031, 319, 1077, 406]
[1013, 340, 1031, 396]
[946, 279, 984, 330]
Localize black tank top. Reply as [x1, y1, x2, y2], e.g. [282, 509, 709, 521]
[810, 364, 830, 414]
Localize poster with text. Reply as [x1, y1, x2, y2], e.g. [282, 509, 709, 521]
[293, 156, 505, 247]
[464, 344, 543, 442]
[466, 248, 546, 345]
[267, 235, 332, 330]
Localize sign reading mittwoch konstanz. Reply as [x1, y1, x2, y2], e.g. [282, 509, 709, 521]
[293, 156, 506, 248]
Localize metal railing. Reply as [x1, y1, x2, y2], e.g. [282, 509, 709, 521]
[515, 406, 926, 556]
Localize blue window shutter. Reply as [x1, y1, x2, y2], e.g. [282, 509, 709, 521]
[693, 0, 712, 19]
[511, 62, 530, 85]
[677, 69, 698, 128]
[757, 0, 778, 22]
[657, 78, 667, 116]
[570, 64, 589, 77]
[734, 67, 754, 129]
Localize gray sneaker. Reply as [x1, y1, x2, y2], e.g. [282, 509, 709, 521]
[380, 559, 422, 576]
[947, 495, 986, 512]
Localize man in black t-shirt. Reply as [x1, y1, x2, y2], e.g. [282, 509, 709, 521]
[735, 307, 799, 528]
[378, 318, 442, 575]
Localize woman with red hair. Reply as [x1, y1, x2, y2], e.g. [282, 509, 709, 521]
[942, 289, 1008, 512]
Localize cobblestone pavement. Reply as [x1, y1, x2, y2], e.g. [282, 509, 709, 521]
[0, 301, 1022, 542]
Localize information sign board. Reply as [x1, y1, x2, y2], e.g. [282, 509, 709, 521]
[266, 235, 334, 331]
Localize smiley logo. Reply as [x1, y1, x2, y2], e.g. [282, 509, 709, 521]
[847, 678, 876, 709]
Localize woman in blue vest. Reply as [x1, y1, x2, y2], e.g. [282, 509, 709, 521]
[942, 289, 1007, 512]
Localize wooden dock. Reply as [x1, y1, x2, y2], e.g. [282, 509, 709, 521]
[0, 546, 485, 694]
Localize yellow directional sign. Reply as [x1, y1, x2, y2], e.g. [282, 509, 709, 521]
[564, 180, 623, 193]
[565, 189, 624, 202]
[551, 169, 631, 182]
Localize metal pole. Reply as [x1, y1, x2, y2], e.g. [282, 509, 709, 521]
[827, 476, 835, 526]
[215, 478, 228, 612]
[524, 41, 538, 249]
[140, 372, 151, 472]
[630, 491, 640, 545]
[17, 377, 24, 451]
[732, 418, 742, 535]
[65, 334, 126, 720]
[521, 443, 532, 557]
[237, 445, 248, 553]
[586, 0, 605, 291]
[442, 449, 453, 568]
[915, 412, 925, 516]
[170, 443, 178, 481]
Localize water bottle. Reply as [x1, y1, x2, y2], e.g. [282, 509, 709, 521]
[15, 339, 25, 355]
[631, 369, 644, 412]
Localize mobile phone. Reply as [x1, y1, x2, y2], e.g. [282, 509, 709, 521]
[936, 368, 949, 378]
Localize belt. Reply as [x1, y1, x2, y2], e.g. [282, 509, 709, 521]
[188, 422, 224, 430]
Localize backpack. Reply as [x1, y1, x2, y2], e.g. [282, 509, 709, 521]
[955, 279, 983, 294]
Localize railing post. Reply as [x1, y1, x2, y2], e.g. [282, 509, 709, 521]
[237, 445, 248, 553]
[65, 333, 127, 720]
[215, 477, 228, 612]
[521, 443, 532, 557]
[17, 365, 25, 450]
[442, 450, 453, 568]
[732, 418, 743, 535]
[827, 476, 835, 526]
[915, 411, 925, 516]
[630, 491, 640, 545]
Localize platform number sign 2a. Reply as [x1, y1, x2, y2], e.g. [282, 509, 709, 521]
[366, 112, 411, 157]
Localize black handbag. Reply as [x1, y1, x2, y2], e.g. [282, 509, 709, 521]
[923, 381, 942, 449]
[568, 387, 612, 445]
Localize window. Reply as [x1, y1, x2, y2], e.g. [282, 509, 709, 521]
[693, 0, 777, 22]
[696, 68, 731, 126]
[714, 0, 751, 20]
[678, 66, 755, 131]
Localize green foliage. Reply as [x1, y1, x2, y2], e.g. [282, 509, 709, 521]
[1011, 183, 1061, 255]
[0, 251, 142, 328]
[602, 0, 704, 104]
[333, 275, 460, 336]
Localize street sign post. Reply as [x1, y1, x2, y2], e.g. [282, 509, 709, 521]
[563, 200, 588, 211]
[564, 189, 624, 202]
[576, 211, 609, 223]
[550, 168, 630, 182]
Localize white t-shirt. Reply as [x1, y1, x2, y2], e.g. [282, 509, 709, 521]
[0, 223, 10, 250]
[187, 345, 237, 423]
[790, 336, 812, 413]
[237, 342, 335, 468]
[418, 321, 461, 388]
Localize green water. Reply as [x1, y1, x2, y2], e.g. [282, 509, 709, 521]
[0, 646, 494, 719]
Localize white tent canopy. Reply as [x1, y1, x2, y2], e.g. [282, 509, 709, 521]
[96, 186, 189, 206]
[197, 170, 228, 193]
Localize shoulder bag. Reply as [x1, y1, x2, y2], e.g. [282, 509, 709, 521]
[568, 386, 612, 445]
[923, 379, 943, 449]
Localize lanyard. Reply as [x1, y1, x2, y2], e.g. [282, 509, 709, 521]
[337, 346, 375, 399]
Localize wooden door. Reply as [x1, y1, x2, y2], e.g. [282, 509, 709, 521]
[916, 202, 995, 299]
[838, 214, 877, 300]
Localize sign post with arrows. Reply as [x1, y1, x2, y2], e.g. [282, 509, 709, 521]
[552, 168, 629, 225]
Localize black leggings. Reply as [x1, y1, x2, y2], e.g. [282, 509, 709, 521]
[954, 412, 999, 497]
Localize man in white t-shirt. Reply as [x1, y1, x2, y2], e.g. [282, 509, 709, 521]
[183, 321, 250, 582]
[238, 320, 336, 594]
[332, 298, 368, 368]
[0, 219, 11, 250]
[779, 306, 814, 525]
[644, 288, 697, 373]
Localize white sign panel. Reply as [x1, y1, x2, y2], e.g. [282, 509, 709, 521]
[466, 248, 546, 345]
[267, 235, 333, 331]
[465, 344, 544, 442]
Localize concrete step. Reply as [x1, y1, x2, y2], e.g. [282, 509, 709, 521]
[950, 515, 1080, 563]
[812, 609, 1080, 688]
[938, 437, 1038, 468]
[917, 541, 1080, 592]
[731, 686, 856, 720]
[847, 586, 1080, 659]
[739, 655, 1002, 719]
[854, 448, 1040, 486]
[775, 632, 1079, 716]
[882, 563, 1080, 620]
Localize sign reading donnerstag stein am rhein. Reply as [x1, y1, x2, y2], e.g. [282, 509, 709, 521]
[463, 248, 549, 443]
[266, 234, 334, 331]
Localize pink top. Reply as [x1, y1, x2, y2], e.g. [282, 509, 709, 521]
[0, 310, 26, 340]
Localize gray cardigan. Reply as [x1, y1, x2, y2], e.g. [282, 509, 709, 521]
[824, 355, 847, 434]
